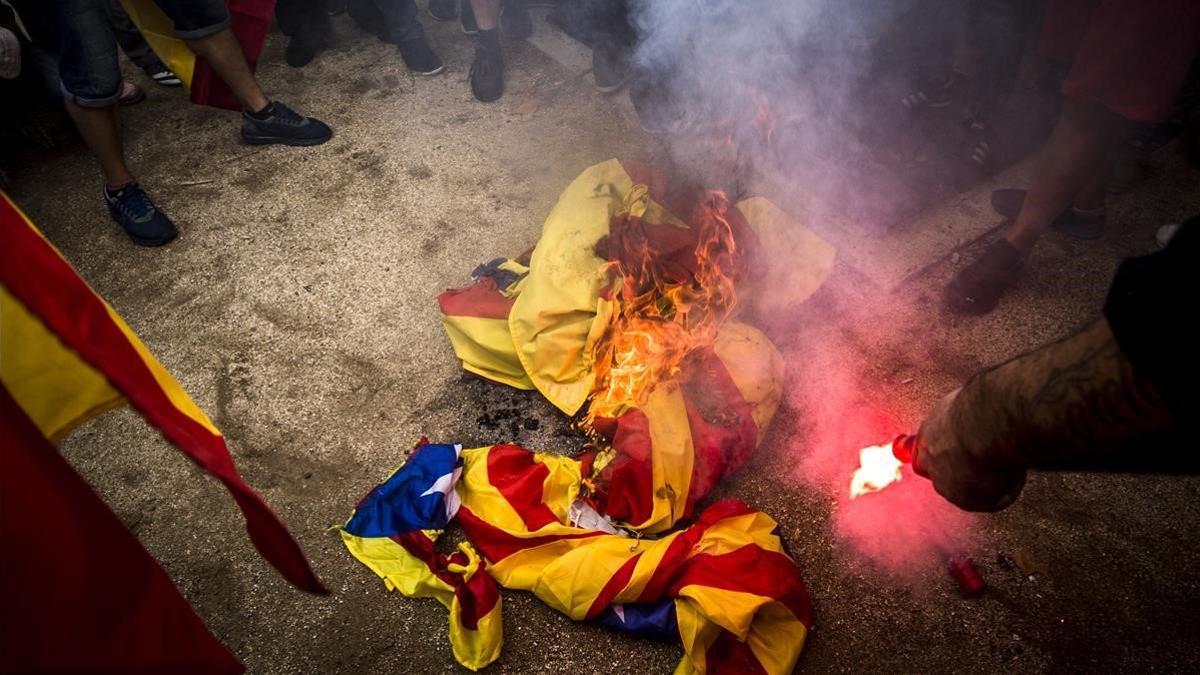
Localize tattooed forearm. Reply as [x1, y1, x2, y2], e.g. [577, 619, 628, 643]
[952, 319, 1174, 468]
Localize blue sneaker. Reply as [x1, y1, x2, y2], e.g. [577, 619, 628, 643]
[103, 183, 178, 246]
[241, 101, 333, 146]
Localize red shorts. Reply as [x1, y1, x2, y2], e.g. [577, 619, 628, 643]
[1040, 0, 1200, 122]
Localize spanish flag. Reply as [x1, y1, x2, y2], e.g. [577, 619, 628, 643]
[0, 190, 325, 671]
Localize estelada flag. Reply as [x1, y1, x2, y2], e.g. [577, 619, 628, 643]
[0, 190, 325, 672]
[118, 0, 276, 110]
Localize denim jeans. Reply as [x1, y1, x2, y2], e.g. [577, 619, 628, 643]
[13, 0, 229, 106]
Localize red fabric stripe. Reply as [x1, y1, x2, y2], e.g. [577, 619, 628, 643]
[635, 500, 758, 603]
[437, 279, 516, 320]
[0, 193, 325, 594]
[597, 409, 655, 525]
[0, 386, 243, 673]
[457, 507, 601, 563]
[667, 546, 812, 626]
[391, 532, 500, 630]
[706, 630, 768, 675]
[585, 553, 643, 620]
[485, 444, 562, 531]
[680, 348, 759, 509]
[189, 0, 275, 111]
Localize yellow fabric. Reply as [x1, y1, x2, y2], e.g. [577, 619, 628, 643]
[0, 286, 124, 441]
[442, 315, 535, 391]
[117, 0, 196, 90]
[734, 196, 837, 315]
[711, 321, 784, 435]
[339, 529, 503, 671]
[0, 190, 219, 440]
[509, 159, 682, 416]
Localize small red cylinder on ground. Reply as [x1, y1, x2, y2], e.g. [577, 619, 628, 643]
[947, 554, 985, 597]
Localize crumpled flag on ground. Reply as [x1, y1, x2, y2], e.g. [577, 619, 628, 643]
[341, 442, 811, 674]
[438, 159, 834, 534]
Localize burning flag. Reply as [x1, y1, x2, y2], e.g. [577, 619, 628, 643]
[344, 159, 837, 672]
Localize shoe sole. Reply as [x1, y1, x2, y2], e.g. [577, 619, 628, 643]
[594, 76, 630, 94]
[429, 9, 457, 20]
[412, 64, 446, 76]
[241, 132, 333, 146]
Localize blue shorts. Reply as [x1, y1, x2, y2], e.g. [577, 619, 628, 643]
[16, 0, 229, 106]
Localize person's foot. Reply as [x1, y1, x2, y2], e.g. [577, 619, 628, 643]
[991, 188, 1105, 240]
[104, 182, 178, 246]
[241, 101, 333, 146]
[460, 0, 479, 34]
[470, 38, 504, 102]
[943, 239, 1024, 315]
[397, 36, 445, 75]
[286, 15, 330, 68]
[592, 43, 630, 93]
[118, 80, 145, 106]
[500, 0, 532, 40]
[144, 63, 182, 87]
[429, 0, 457, 21]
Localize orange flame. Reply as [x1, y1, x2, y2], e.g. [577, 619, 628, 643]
[587, 191, 739, 424]
[849, 442, 904, 498]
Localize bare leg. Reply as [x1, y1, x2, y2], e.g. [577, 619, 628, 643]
[184, 29, 271, 112]
[1004, 98, 1124, 254]
[469, 0, 499, 30]
[64, 101, 135, 187]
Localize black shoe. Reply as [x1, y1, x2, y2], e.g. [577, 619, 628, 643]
[398, 36, 445, 75]
[241, 101, 333, 146]
[145, 63, 182, 87]
[592, 44, 630, 93]
[943, 240, 1024, 315]
[991, 188, 1105, 240]
[470, 46, 504, 102]
[500, 0, 532, 40]
[104, 183, 178, 246]
[460, 0, 478, 34]
[429, 0, 457, 21]
[285, 15, 330, 68]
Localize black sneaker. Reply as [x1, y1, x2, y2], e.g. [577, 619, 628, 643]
[398, 36, 445, 75]
[991, 188, 1105, 240]
[145, 63, 182, 87]
[500, 0, 532, 40]
[429, 0, 457, 21]
[460, 0, 478, 34]
[241, 101, 333, 146]
[470, 46, 504, 102]
[592, 44, 630, 93]
[104, 183, 178, 246]
[943, 239, 1024, 315]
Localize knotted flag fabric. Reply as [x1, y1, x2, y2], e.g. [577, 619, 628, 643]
[0, 190, 325, 671]
[346, 160, 835, 671]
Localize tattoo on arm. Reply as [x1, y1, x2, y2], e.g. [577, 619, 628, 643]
[959, 319, 1173, 467]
